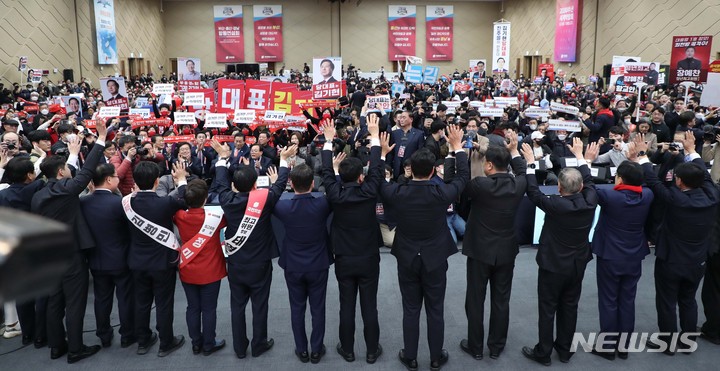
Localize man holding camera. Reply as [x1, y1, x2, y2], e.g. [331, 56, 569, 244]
[110, 135, 165, 196]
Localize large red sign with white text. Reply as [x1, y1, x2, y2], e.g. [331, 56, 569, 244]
[388, 5, 416, 61]
[425, 6, 453, 61]
[253, 5, 283, 62]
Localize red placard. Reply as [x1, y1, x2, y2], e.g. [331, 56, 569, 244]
[214, 6, 244, 63]
[178, 80, 201, 92]
[164, 135, 195, 143]
[253, 5, 283, 62]
[538, 63, 555, 81]
[217, 80, 246, 113]
[388, 6, 416, 61]
[270, 82, 299, 114]
[312, 81, 345, 100]
[670, 35, 713, 84]
[244, 79, 272, 110]
[425, 6, 453, 61]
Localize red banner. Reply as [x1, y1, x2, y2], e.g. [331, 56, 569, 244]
[388, 6, 416, 61]
[270, 82, 300, 114]
[164, 135, 195, 143]
[670, 35, 713, 84]
[425, 6, 453, 61]
[253, 5, 283, 62]
[178, 80, 201, 92]
[217, 80, 246, 113]
[312, 81, 346, 100]
[214, 6, 244, 63]
[244, 79, 272, 110]
[538, 63, 555, 81]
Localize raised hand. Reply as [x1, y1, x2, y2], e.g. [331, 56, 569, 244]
[240, 156, 250, 166]
[380, 131, 395, 157]
[0, 147, 8, 169]
[683, 130, 696, 154]
[267, 165, 278, 183]
[567, 137, 584, 159]
[505, 132, 519, 156]
[321, 120, 336, 140]
[633, 134, 648, 154]
[520, 143, 535, 164]
[333, 152, 346, 173]
[367, 114, 380, 139]
[172, 160, 187, 181]
[626, 141, 638, 161]
[446, 124, 463, 151]
[280, 144, 299, 160]
[68, 135, 82, 156]
[211, 139, 231, 158]
[584, 141, 600, 162]
[95, 118, 107, 140]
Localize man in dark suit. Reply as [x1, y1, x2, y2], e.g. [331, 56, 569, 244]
[460, 135, 527, 361]
[320, 116, 384, 363]
[380, 125, 468, 371]
[583, 155, 654, 360]
[319, 59, 338, 84]
[246, 144, 273, 175]
[126, 161, 187, 357]
[30, 119, 108, 363]
[209, 139, 296, 359]
[519, 138, 598, 366]
[80, 163, 135, 349]
[645, 62, 659, 85]
[229, 133, 250, 168]
[0, 157, 46, 348]
[635, 131, 720, 354]
[676, 46, 702, 71]
[191, 131, 215, 179]
[388, 110, 426, 180]
[274, 164, 333, 364]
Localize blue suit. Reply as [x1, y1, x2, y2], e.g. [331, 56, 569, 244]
[274, 193, 332, 354]
[387, 127, 425, 179]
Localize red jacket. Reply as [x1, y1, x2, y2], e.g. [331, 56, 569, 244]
[109, 153, 136, 196]
[173, 208, 228, 285]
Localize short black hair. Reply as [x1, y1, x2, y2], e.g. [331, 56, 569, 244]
[652, 107, 666, 115]
[339, 157, 363, 183]
[679, 111, 696, 126]
[234, 132, 245, 139]
[289, 164, 314, 192]
[184, 179, 208, 208]
[151, 135, 164, 144]
[107, 79, 119, 88]
[410, 148, 436, 178]
[675, 162, 705, 189]
[40, 155, 67, 179]
[616, 161, 643, 186]
[430, 120, 446, 134]
[133, 161, 160, 190]
[56, 123, 75, 135]
[436, 103, 448, 112]
[232, 165, 259, 192]
[609, 126, 625, 135]
[598, 97, 611, 109]
[93, 163, 116, 186]
[320, 59, 335, 71]
[186, 59, 195, 66]
[27, 130, 51, 143]
[118, 135, 136, 148]
[485, 146, 511, 171]
[5, 157, 34, 183]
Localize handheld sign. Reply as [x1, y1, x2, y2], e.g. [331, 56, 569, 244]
[183, 92, 205, 106]
[550, 101, 580, 115]
[98, 106, 121, 118]
[152, 84, 174, 95]
[173, 112, 196, 126]
[234, 109, 256, 124]
[547, 119, 581, 132]
[204, 113, 228, 128]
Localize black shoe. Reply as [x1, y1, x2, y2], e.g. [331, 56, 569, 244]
[158, 335, 185, 357]
[295, 350, 310, 363]
[460, 339, 483, 360]
[34, 338, 47, 349]
[137, 333, 158, 355]
[336, 342, 355, 362]
[553, 344, 571, 363]
[398, 349, 418, 371]
[310, 344, 326, 364]
[699, 327, 720, 345]
[430, 349, 449, 371]
[521, 346, 551, 366]
[67, 345, 101, 364]
[252, 338, 274, 357]
[236, 352, 247, 359]
[50, 344, 68, 360]
[120, 337, 137, 348]
[203, 339, 225, 356]
[489, 351, 501, 360]
[22, 335, 33, 346]
[591, 349, 615, 360]
[192, 345, 202, 355]
[101, 338, 112, 348]
[366, 344, 383, 364]
[646, 339, 674, 356]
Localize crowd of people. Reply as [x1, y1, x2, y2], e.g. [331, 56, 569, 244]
[0, 62, 719, 370]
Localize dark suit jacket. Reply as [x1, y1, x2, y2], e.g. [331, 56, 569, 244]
[388, 127, 426, 179]
[526, 163, 598, 274]
[192, 146, 216, 177]
[322, 77, 338, 84]
[462, 156, 527, 266]
[229, 143, 250, 167]
[274, 193, 333, 272]
[677, 58, 702, 71]
[591, 186, 653, 261]
[213, 163, 288, 265]
[0, 180, 44, 212]
[31, 141, 106, 251]
[248, 156, 273, 176]
[643, 158, 720, 264]
[126, 190, 186, 271]
[380, 152, 470, 271]
[322, 145, 383, 256]
[80, 190, 131, 271]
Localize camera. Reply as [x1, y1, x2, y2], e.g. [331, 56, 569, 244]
[669, 142, 683, 151]
[134, 138, 149, 158]
[606, 138, 616, 146]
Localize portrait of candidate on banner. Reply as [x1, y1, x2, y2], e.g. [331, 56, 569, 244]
[313, 57, 342, 85]
[469, 59, 487, 80]
[100, 77, 127, 101]
[178, 57, 202, 80]
[670, 35, 713, 84]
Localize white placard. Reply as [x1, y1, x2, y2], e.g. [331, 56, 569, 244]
[204, 113, 228, 128]
[610, 167, 618, 177]
[547, 119, 581, 132]
[98, 106, 121, 118]
[256, 176, 270, 188]
[234, 109, 256, 124]
[367, 95, 392, 111]
[129, 108, 151, 119]
[469, 101, 484, 108]
[183, 92, 205, 106]
[173, 112, 196, 126]
[441, 101, 461, 114]
[495, 97, 519, 106]
[285, 115, 306, 123]
[590, 167, 600, 177]
[478, 108, 504, 117]
[152, 83, 174, 95]
[135, 97, 149, 108]
[550, 101, 580, 115]
[524, 107, 551, 118]
[263, 110, 286, 122]
[565, 158, 579, 167]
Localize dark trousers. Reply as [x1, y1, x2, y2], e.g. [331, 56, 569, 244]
[335, 255, 380, 354]
[596, 258, 642, 350]
[47, 252, 89, 353]
[133, 269, 177, 349]
[182, 280, 221, 350]
[535, 266, 585, 361]
[227, 261, 272, 356]
[91, 269, 135, 344]
[284, 269, 329, 354]
[465, 258, 514, 355]
[702, 253, 720, 337]
[654, 259, 705, 338]
[397, 256, 448, 361]
[16, 296, 48, 342]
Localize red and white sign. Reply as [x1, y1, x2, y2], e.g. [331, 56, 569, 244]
[214, 6, 244, 63]
[425, 5, 453, 61]
[312, 81, 344, 100]
[178, 80, 201, 92]
[388, 5, 416, 61]
[670, 35, 713, 84]
[217, 80, 246, 113]
[244, 79, 272, 110]
[253, 5, 283, 62]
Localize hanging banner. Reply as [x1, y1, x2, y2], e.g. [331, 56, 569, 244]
[214, 6, 244, 63]
[94, 0, 118, 64]
[670, 35, 713, 84]
[388, 5, 416, 61]
[425, 5, 453, 61]
[253, 5, 283, 62]
[554, 0, 580, 63]
[492, 22, 511, 75]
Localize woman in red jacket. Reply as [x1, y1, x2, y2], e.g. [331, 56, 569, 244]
[173, 179, 227, 355]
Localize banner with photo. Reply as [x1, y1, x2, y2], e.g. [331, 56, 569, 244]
[178, 57, 201, 81]
[670, 35, 713, 84]
[253, 5, 283, 62]
[492, 22, 511, 74]
[312, 57, 343, 99]
[99, 77, 129, 110]
[609, 56, 641, 87]
[425, 5, 453, 61]
[94, 0, 118, 64]
[554, 0, 580, 63]
[538, 63, 555, 82]
[388, 5, 416, 61]
[469, 59, 487, 83]
[214, 6, 244, 63]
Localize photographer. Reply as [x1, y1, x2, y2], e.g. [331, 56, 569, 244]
[109, 134, 143, 195]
